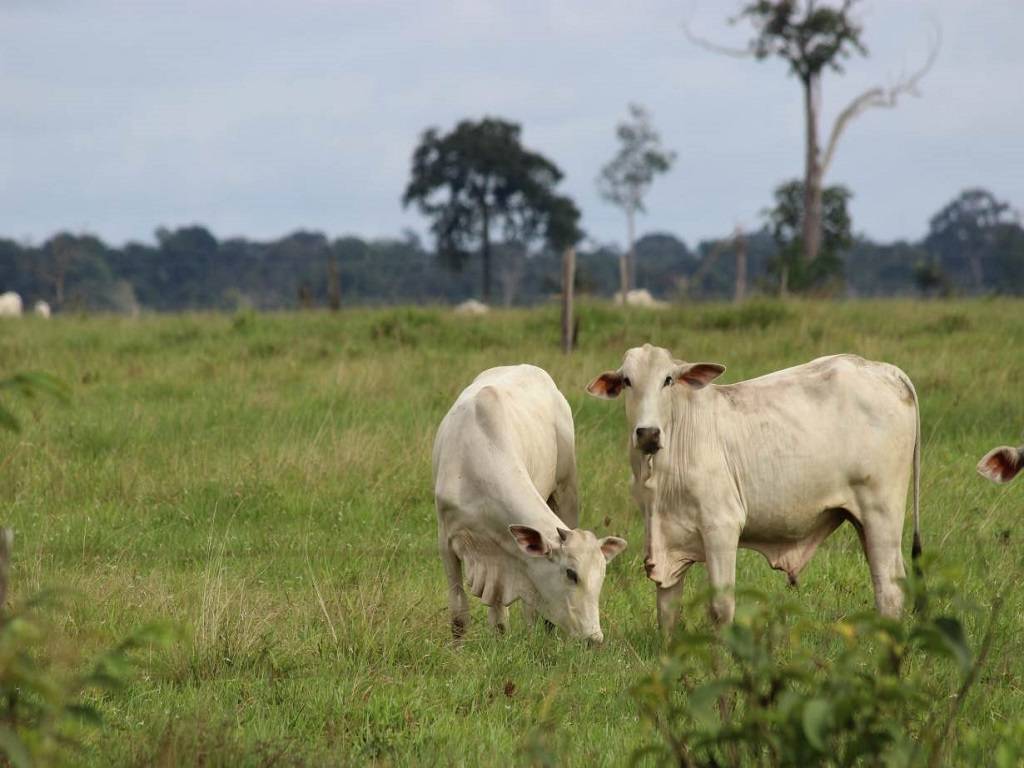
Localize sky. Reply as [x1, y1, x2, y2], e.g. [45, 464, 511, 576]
[2, 0, 1022, 251]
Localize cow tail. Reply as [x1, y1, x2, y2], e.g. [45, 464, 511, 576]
[902, 371, 925, 612]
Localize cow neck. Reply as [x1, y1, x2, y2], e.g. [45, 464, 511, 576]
[656, 385, 723, 498]
[464, 482, 561, 609]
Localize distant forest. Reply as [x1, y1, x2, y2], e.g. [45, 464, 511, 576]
[2, 188, 1023, 312]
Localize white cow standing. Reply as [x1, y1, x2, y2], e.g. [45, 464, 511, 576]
[587, 345, 920, 629]
[978, 444, 1023, 483]
[434, 365, 627, 642]
[0, 292, 22, 317]
[33, 301, 51, 318]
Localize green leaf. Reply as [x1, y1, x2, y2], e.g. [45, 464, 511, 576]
[687, 679, 735, 731]
[802, 698, 834, 752]
[0, 724, 33, 768]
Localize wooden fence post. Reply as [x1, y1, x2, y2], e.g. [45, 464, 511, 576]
[734, 226, 747, 303]
[561, 246, 576, 354]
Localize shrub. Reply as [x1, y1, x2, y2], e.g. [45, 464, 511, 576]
[632, 576, 1008, 767]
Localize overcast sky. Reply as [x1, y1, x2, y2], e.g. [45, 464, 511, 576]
[2, 0, 1022, 250]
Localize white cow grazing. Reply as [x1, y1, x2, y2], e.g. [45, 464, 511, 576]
[587, 345, 920, 629]
[0, 292, 22, 317]
[33, 300, 51, 318]
[614, 289, 667, 309]
[434, 365, 627, 642]
[978, 444, 1023, 483]
[453, 299, 489, 315]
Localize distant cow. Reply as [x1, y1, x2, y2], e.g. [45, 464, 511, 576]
[978, 444, 1023, 483]
[0, 292, 22, 317]
[453, 299, 489, 316]
[614, 289, 667, 309]
[434, 365, 626, 642]
[587, 346, 920, 629]
[33, 301, 51, 318]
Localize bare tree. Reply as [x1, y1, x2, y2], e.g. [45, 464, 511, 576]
[685, 1, 938, 265]
[598, 104, 676, 302]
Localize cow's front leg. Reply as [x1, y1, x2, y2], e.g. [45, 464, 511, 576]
[488, 603, 509, 634]
[704, 531, 739, 625]
[656, 580, 685, 636]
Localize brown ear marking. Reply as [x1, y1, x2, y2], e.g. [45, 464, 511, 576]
[677, 363, 726, 389]
[509, 525, 549, 555]
[586, 371, 625, 399]
[978, 446, 1023, 484]
[599, 536, 628, 562]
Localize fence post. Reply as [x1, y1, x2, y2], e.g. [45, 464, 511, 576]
[561, 246, 576, 354]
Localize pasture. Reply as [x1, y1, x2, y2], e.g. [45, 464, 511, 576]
[1, 300, 1022, 765]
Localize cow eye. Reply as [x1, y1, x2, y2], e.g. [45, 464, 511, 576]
[663, 376, 674, 388]
[566, 568, 578, 584]
[622, 377, 631, 388]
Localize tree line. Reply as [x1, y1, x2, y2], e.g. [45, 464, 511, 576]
[0, 185, 1021, 313]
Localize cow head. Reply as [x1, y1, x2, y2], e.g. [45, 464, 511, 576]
[586, 344, 725, 455]
[508, 525, 626, 643]
[977, 445, 1024, 483]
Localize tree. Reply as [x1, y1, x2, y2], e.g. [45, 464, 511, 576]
[402, 117, 579, 302]
[764, 178, 852, 294]
[926, 188, 1019, 293]
[687, 1, 937, 265]
[597, 104, 676, 301]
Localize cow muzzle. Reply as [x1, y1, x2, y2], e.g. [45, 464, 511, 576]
[635, 426, 661, 455]
[644, 556, 661, 585]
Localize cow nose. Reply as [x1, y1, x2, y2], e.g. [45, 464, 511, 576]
[587, 632, 604, 646]
[635, 427, 661, 454]
[644, 557, 662, 585]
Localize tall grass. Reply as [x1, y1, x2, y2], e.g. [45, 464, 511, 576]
[0, 300, 1021, 765]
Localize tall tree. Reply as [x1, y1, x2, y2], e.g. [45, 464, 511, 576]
[403, 117, 578, 302]
[597, 104, 676, 302]
[687, 1, 937, 265]
[764, 178, 852, 294]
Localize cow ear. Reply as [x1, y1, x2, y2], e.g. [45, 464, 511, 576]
[587, 371, 625, 399]
[675, 362, 725, 389]
[977, 446, 1023, 483]
[599, 536, 627, 562]
[509, 525, 551, 557]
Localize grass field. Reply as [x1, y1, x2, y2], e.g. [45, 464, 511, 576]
[1, 299, 1023, 766]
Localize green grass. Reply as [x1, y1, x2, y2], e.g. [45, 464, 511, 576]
[1, 299, 1023, 766]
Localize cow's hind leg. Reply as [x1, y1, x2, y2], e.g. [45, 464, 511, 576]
[439, 536, 470, 639]
[856, 492, 907, 618]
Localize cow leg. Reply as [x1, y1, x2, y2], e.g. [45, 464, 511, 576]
[656, 578, 686, 636]
[439, 537, 469, 639]
[861, 515, 906, 618]
[488, 604, 509, 634]
[704, 532, 739, 625]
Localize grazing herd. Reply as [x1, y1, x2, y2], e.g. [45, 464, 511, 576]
[0, 291, 49, 318]
[435, 345, 1014, 642]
